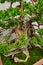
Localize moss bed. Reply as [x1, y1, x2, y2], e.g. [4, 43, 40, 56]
[1, 47, 43, 65]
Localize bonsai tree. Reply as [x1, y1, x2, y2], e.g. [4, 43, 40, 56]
[0, 0, 43, 62]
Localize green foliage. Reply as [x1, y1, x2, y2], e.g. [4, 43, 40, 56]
[0, 21, 5, 28]
[0, 0, 5, 3]
[22, 0, 43, 23]
[7, 0, 21, 2]
[37, 29, 43, 35]
[0, 1, 43, 64]
[0, 33, 28, 54]
[0, 19, 20, 29]
[7, 7, 20, 17]
[0, 10, 9, 21]
[32, 0, 43, 22]
[4, 19, 20, 29]
[0, 11, 3, 20]
[31, 36, 43, 46]
[40, 17, 43, 23]
[0, 0, 43, 23]
[0, 0, 22, 3]
[7, 0, 16, 2]
[0, 7, 20, 21]
[22, 2, 32, 15]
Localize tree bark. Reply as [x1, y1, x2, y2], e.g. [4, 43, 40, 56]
[10, 2, 13, 7]
[27, 21, 34, 47]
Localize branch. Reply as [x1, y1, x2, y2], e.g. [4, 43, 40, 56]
[4, 46, 27, 57]
[10, 2, 13, 7]
[32, 24, 38, 27]
[32, 32, 40, 37]
[31, 0, 35, 4]
[4, 48, 21, 57]
[14, 49, 30, 62]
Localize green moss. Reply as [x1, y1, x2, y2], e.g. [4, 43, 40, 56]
[31, 36, 43, 46]
[1, 47, 43, 65]
[15, 52, 26, 60]
[0, 42, 18, 54]
[17, 33, 28, 47]
[0, 33, 28, 54]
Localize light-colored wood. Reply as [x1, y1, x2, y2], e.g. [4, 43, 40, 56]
[33, 58, 43, 65]
[0, 56, 3, 65]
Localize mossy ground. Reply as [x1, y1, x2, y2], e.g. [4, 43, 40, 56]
[1, 47, 43, 65]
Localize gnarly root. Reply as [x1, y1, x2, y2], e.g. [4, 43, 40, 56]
[13, 49, 30, 62]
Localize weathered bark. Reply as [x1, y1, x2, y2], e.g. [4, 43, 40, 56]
[31, 0, 35, 4]
[4, 47, 30, 62]
[14, 49, 30, 62]
[31, 0, 37, 4]
[17, 0, 24, 30]
[27, 21, 35, 47]
[27, 21, 33, 40]
[4, 46, 28, 57]
[19, 1, 23, 11]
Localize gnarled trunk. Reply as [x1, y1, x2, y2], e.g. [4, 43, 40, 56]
[27, 21, 34, 47]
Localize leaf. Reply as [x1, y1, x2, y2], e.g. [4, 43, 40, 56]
[37, 29, 43, 35]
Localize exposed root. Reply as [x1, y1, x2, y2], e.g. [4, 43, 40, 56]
[14, 49, 30, 62]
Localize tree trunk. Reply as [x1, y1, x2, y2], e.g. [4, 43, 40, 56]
[27, 21, 34, 47]
[10, 2, 13, 7]
[18, 0, 24, 30]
